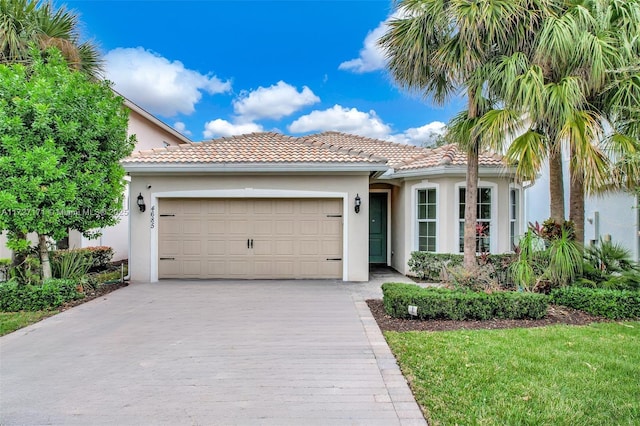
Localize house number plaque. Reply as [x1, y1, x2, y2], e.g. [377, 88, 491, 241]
[150, 205, 155, 229]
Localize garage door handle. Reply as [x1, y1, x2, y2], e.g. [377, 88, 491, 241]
[250, 239, 254, 248]
[326, 258, 342, 261]
[160, 257, 175, 260]
[247, 239, 250, 249]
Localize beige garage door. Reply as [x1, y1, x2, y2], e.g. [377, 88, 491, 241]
[158, 198, 343, 279]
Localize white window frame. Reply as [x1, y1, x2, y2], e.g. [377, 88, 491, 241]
[410, 181, 440, 252]
[455, 181, 498, 254]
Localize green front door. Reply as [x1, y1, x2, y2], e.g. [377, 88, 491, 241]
[369, 193, 387, 263]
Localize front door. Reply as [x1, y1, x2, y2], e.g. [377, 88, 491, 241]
[369, 193, 387, 264]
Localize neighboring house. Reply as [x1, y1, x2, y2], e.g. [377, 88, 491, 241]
[0, 98, 191, 261]
[525, 159, 640, 262]
[123, 131, 521, 282]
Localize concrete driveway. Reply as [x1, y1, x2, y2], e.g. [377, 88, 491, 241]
[0, 279, 425, 425]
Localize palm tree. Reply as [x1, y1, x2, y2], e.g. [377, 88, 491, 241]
[379, 0, 549, 268]
[0, 0, 102, 77]
[491, 0, 640, 243]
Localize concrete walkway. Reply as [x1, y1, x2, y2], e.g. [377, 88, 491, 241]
[1, 275, 426, 425]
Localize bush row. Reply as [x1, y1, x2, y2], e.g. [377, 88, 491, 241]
[382, 282, 548, 321]
[50, 246, 113, 270]
[408, 251, 515, 286]
[550, 286, 640, 320]
[0, 279, 84, 312]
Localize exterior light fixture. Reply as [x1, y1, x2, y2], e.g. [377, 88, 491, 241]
[137, 193, 146, 212]
[355, 194, 361, 214]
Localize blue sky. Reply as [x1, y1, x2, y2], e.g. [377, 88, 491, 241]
[65, 0, 464, 144]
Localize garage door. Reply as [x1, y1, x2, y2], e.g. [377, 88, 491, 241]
[158, 198, 343, 279]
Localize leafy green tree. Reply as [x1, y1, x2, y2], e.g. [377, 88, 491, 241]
[379, 0, 549, 268]
[0, 0, 102, 77]
[0, 49, 135, 280]
[487, 0, 640, 243]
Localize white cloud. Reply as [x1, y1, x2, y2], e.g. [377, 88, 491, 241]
[388, 122, 447, 146]
[173, 121, 192, 137]
[233, 81, 320, 121]
[288, 105, 392, 139]
[105, 47, 231, 117]
[339, 18, 389, 73]
[203, 119, 263, 139]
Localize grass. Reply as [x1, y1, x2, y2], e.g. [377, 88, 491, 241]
[0, 310, 57, 336]
[386, 322, 640, 426]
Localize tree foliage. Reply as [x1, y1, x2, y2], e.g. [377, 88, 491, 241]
[0, 49, 135, 278]
[0, 0, 102, 77]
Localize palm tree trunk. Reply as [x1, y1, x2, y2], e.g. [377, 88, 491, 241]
[569, 163, 584, 245]
[463, 93, 479, 269]
[548, 143, 565, 222]
[464, 146, 480, 269]
[38, 234, 52, 281]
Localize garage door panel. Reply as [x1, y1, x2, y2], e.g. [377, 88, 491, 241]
[300, 221, 319, 235]
[183, 240, 202, 256]
[207, 220, 226, 234]
[159, 240, 180, 256]
[275, 200, 295, 214]
[207, 240, 226, 255]
[182, 201, 203, 215]
[159, 198, 343, 279]
[321, 240, 342, 255]
[253, 220, 273, 235]
[182, 220, 202, 235]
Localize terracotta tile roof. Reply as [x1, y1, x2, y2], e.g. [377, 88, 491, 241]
[308, 131, 429, 168]
[307, 132, 505, 170]
[122, 131, 506, 172]
[394, 144, 506, 170]
[122, 132, 385, 164]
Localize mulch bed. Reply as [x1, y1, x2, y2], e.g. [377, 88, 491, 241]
[60, 282, 128, 311]
[366, 299, 609, 332]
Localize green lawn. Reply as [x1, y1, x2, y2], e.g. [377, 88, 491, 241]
[386, 322, 640, 426]
[0, 311, 57, 336]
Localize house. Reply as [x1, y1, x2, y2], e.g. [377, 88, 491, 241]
[0, 98, 191, 261]
[525, 159, 640, 262]
[123, 131, 521, 282]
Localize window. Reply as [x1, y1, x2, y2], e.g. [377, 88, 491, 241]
[510, 188, 519, 250]
[417, 189, 437, 252]
[459, 187, 492, 253]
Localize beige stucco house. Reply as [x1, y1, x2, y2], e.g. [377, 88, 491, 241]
[123, 132, 522, 282]
[0, 98, 191, 261]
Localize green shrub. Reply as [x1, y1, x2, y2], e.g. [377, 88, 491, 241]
[51, 249, 92, 280]
[0, 279, 84, 312]
[408, 252, 463, 281]
[408, 252, 515, 288]
[50, 246, 113, 272]
[83, 246, 114, 269]
[550, 286, 640, 320]
[382, 282, 548, 320]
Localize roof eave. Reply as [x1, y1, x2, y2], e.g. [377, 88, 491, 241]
[121, 96, 192, 145]
[122, 162, 389, 174]
[381, 165, 514, 179]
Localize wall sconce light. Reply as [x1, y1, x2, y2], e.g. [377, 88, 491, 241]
[137, 193, 146, 212]
[355, 194, 361, 214]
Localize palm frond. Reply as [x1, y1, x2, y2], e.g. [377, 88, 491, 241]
[506, 130, 547, 181]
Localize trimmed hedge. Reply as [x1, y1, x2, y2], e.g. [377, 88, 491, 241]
[550, 286, 640, 320]
[0, 279, 84, 312]
[382, 282, 548, 320]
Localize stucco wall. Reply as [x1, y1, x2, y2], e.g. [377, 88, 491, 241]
[128, 172, 371, 282]
[395, 175, 519, 276]
[127, 110, 185, 151]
